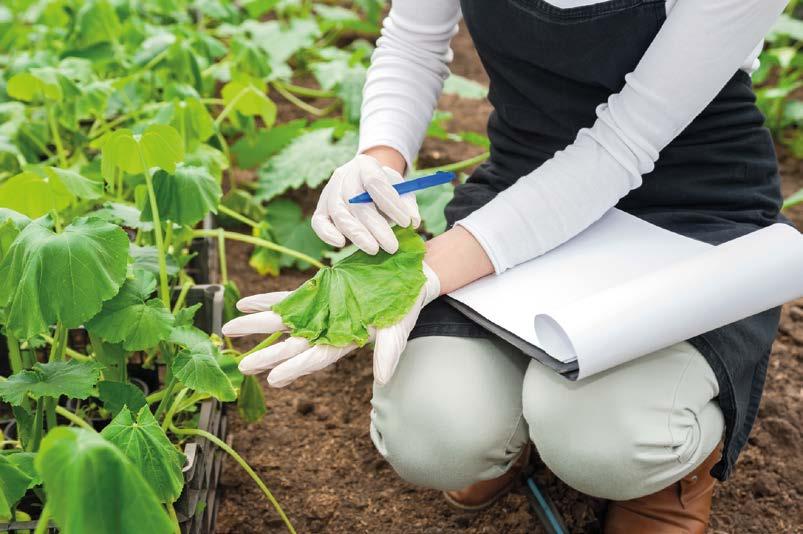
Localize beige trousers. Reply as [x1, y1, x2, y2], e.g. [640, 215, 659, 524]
[370, 336, 724, 500]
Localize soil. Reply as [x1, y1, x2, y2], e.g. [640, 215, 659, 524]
[216, 24, 803, 534]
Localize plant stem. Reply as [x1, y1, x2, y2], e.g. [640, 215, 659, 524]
[55, 406, 93, 431]
[28, 400, 44, 452]
[154, 377, 178, 421]
[161, 387, 188, 432]
[200, 97, 225, 106]
[217, 228, 228, 284]
[6, 333, 23, 374]
[172, 279, 193, 314]
[193, 229, 325, 269]
[42, 335, 90, 362]
[47, 105, 67, 167]
[146, 388, 167, 405]
[236, 332, 282, 362]
[166, 501, 180, 534]
[171, 425, 297, 534]
[141, 153, 171, 307]
[415, 151, 490, 176]
[217, 204, 259, 229]
[270, 81, 332, 117]
[45, 323, 67, 432]
[33, 503, 51, 534]
[272, 80, 334, 99]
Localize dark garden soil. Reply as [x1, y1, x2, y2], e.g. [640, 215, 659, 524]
[216, 24, 802, 534]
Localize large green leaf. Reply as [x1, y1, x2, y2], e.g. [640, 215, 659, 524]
[97, 380, 148, 416]
[140, 164, 221, 226]
[0, 454, 32, 521]
[169, 326, 237, 401]
[45, 167, 104, 199]
[0, 171, 73, 218]
[89, 202, 154, 231]
[86, 270, 175, 351]
[274, 227, 426, 347]
[7, 69, 63, 102]
[71, 0, 122, 49]
[231, 119, 306, 169]
[130, 244, 180, 277]
[243, 18, 320, 68]
[0, 360, 102, 405]
[237, 374, 267, 423]
[100, 124, 185, 182]
[36, 427, 173, 534]
[255, 128, 358, 201]
[101, 407, 185, 503]
[265, 199, 330, 269]
[0, 218, 129, 339]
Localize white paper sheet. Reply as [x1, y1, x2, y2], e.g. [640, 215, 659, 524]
[448, 209, 803, 380]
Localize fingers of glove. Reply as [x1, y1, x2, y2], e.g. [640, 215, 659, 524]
[267, 343, 356, 387]
[238, 337, 311, 375]
[327, 193, 380, 255]
[351, 204, 399, 254]
[401, 193, 421, 228]
[363, 177, 412, 228]
[222, 311, 287, 338]
[311, 212, 346, 248]
[235, 292, 292, 313]
[372, 325, 408, 385]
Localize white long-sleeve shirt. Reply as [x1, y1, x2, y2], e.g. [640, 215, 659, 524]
[358, 0, 788, 273]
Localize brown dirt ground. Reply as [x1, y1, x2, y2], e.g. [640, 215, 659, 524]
[216, 24, 803, 534]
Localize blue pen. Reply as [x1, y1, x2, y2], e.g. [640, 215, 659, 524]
[348, 171, 455, 204]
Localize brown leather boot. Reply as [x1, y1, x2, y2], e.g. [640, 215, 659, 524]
[604, 447, 721, 534]
[443, 444, 531, 511]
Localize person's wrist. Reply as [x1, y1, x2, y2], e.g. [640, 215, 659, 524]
[361, 146, 407, 175]
[424, 226, 494, 295]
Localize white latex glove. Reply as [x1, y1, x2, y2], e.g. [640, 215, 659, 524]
[312, 154, 421, 255]
[222, 263, 440, 387]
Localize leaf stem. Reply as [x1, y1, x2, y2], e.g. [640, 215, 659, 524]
[270, 81, 333, 117]
[172, 279, 193, 314]
[140, 153, 171, 307]
[415, 151, 490, 176]
[217, 204, 259, 229]
[166, 501, 180, 534]
[47, 105, 67, 167]
[236, 332, 282, 362]
[171, 425, 297, 534]
[6, 333, 23, 374]
[154, 377, 178, 422]
[193, 229, 325, 269]
[161, 387, 188, 432]
[54, 406, 93, 431]
[41, 335, 90, 362]
[273, 80, 335, 99]
[29, 400, 44, 452]
[33, 503, 51, 534]
[217, 228, 228, 284]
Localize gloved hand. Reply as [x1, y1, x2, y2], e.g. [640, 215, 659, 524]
[222, 263, 440, 387]
[312, 154, 421, 255]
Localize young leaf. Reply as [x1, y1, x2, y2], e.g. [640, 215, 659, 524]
[237, 374, 268, 423]
[86, 270, 175, 351]
[0, 360, 102, 405]
[45, 167, 104, 199]
[130, 244, 180, 276]
[169, 326, 237, 401]
[36, 427, 174, 534]
[156, 98, 215, 150]
[265, 199, 330, 269]
[273, 227, 426, 347]
[101, 407, 186, 503]
[7, 70, 63, 102]
[89, 202, 154, 231]
[174, 302, 202, 327]
[0, 209, 30, 261]
[71, 0, 122, 49]
[101, 124, 185, 182]
[221, 79, 277, 128]
[256, 128, 358, 201]
[140, 164, 221, 226]
[0, 218, 129, 339]
[224, 280, 241, 323]
[97, 380, 148, 416]
[0, 455, 32, 521]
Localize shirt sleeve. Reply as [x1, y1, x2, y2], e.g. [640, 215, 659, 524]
[358, 0, 462, 173]
[457, 0, 789, 274]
